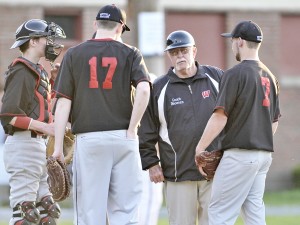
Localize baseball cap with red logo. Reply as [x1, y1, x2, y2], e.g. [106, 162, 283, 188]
[96, 4, 130, 33]
[221, 20, 263, 43]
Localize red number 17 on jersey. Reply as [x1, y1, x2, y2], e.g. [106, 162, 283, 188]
[88, 56, 117, 89]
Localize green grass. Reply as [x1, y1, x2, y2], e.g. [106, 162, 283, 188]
[264, 189, 300, 205]
[157, 217, 300, 225]
[2, 216, 299, 225]
[1, 216, 300, 225]
[0, 221, 168, 225]
[234, 216, 300, 225]
[1, 189, 299, 225]
[158, 218, 169, 225]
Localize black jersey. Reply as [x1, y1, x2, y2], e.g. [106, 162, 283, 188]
[54, 39, 150, 134]
[216, 60, 280, 152]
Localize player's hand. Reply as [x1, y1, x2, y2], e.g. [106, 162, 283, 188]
[195, 148, 207, 177]
[50, 63, 60, 81]
[149, 165, 164, 183]
[196, 162, 208, 178]
[52, 149, 64, 162]
[126, 128, 138, 139]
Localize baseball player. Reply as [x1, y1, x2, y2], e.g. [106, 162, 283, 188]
[195, 20, 281, 225]
[138, 30, 223, 225]
[52, 4, 151, 225]
[0, 19, 66, 225]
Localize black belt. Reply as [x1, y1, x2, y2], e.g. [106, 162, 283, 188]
[31, 131, 47, 139]
[10, 130, 47, 139]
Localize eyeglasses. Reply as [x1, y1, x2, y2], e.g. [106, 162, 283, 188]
[168, 47, 191, 56]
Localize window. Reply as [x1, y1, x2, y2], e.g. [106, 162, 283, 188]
[45, 10, 82, 41]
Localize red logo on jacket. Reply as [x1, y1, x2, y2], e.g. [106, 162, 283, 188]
[202, 90, 210, 99]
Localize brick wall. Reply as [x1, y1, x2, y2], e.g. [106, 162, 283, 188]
[0, 6, 44, 88]
[0, 4, 299, 191]
[0, 5, 134, 88]
[268, 87, 300, 190]
[224, 12, 281, 76]
[82, 7, 98, 41]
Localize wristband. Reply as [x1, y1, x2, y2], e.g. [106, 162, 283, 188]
[14, 117, 33, 130]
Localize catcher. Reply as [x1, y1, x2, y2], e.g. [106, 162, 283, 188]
[0, 19, 65, 225]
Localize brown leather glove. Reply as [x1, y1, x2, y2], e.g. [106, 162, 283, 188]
[195, 150, 223, 181]
[46, 128, 75, 165]
[46, 156, 71, 202]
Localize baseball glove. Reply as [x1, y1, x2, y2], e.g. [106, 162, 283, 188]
[46, 156, 71, 202]
[46, 128, 75, 165]
[195, 150, 223, 181]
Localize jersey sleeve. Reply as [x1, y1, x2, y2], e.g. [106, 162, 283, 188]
[53, 50, 74, 100]
[130, 48, 151, 87]
[0, 66, 34, 127]
[214, 68, 239, 116]
[138, 91, 160, 170]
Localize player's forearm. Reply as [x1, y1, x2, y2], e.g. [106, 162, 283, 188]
[195, 110, 227, 154]
[29, 119, 54, 136]
[128, 81, 150, 133]
[54, 98, 71, 153]
[9, 116, 54, 136]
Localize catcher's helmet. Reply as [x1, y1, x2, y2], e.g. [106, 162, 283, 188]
[11, 19, 66, 62]
[165, 30, 195, 51]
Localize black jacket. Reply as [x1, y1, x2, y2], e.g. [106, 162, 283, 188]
[139, 62, 223, 182]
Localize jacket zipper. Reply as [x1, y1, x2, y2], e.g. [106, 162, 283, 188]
[188, 85, 193, 94]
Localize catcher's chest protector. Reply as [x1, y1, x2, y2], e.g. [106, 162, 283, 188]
[10, 58, 53, 123]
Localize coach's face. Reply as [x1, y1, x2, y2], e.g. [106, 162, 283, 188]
[167, 46, 197, 73]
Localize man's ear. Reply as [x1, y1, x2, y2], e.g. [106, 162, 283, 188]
[30, 38, 38, 47]
[93, 20, 97, 30]
[116, 23, 123, 34]
[238, 37, 244, 47]
[193, 46, 197, 58]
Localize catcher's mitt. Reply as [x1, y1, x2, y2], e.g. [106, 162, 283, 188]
[195, 150, 223, 181]
[46, 128, 75, 165]
[46, 156, 71, 202]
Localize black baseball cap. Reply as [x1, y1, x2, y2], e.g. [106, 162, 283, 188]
[221, 20, 263, 43]
[96, 4, 130, 32]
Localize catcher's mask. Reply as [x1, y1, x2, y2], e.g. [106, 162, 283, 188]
[165, 30, 195, 52]
[11, 19, 66, 62]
